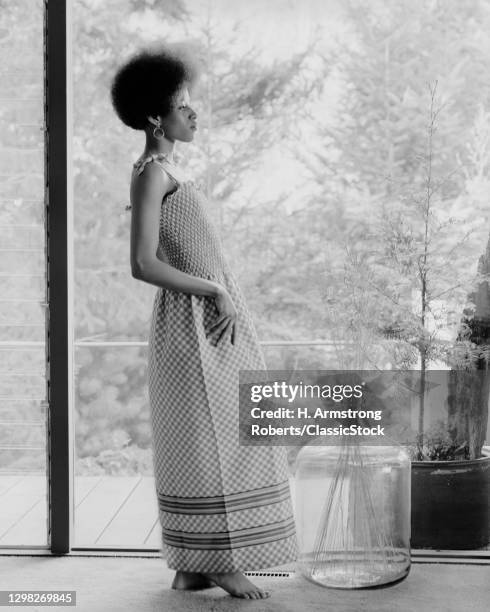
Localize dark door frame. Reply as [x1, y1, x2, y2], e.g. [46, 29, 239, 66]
[46, 0, 73, 554]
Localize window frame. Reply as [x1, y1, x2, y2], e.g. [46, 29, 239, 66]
[46, 0, 74, 554]
[40, 0, 489, 562]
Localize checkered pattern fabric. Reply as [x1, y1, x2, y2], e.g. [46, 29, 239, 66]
[134, 155, 298, 572]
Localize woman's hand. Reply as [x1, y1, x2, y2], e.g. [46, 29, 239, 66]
[206, 286, 237, 346]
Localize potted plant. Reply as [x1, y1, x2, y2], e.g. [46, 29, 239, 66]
[321, 81, 490, 550]
[409, 237, 490, 549]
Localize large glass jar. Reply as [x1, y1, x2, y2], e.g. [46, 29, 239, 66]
[293, 438, 411, 588]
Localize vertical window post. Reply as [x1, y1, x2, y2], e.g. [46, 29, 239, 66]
[45, 0, 74, 554]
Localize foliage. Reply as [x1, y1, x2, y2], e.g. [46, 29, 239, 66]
[286, 0, 490, 460]
[69, 0, 490, 471]
[5, 1, 490, 475]
[70, 0, 329, 473]
[76, 444, 153, 476]
[298, 0, 490, 367]
[407, 420, 470, 461]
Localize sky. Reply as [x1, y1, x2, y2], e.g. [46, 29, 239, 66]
[193, 0, 344, 61]
[184, 0, 345, 209]
[127, 0, 345, 63]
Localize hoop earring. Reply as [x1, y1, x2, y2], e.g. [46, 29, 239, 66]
[153, 125, 165, 139]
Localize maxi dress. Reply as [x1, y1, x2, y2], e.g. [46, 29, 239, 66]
[132, 153, 298, 573]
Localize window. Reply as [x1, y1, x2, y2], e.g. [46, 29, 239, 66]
[0, 0, 47, 547]
[1, 0, 487, 556]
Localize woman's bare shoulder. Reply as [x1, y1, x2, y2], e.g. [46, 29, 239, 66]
[154, 158, 193, 184]
[129, 159, 172, 205]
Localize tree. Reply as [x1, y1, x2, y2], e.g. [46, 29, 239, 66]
[71, 0, 327, 464]
[294, 0, 490, 363]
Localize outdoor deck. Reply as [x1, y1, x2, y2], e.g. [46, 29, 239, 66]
[1, 474, 488, 554]
[0, 476, 301, 550]
[0, 475, 163, 548]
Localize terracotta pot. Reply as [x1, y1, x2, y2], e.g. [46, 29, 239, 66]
[411, 454, 490, 549]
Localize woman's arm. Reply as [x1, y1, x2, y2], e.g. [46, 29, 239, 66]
[130, 161, 238, 346]
[129, 162, 221, 298]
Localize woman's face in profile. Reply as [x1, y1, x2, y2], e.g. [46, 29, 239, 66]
[161, 85, 198, 143]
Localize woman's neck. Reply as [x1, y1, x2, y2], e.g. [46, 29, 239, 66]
[142, 136, 176, 162]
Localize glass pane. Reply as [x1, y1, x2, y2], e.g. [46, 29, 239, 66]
[73, 344, 157, 547]
[0, 0, 47, 548]
[72, 0, 489, 555]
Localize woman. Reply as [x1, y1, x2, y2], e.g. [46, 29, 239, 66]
[110, 47, 297, 600]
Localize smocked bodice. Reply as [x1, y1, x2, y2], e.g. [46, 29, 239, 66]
[131, 155, 229, 284]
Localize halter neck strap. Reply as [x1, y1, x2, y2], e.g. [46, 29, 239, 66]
[133, 152, 192, 186]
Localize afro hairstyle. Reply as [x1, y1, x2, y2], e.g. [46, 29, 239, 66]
[110, 46, 198, 130]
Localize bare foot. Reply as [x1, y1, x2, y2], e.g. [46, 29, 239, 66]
[202, 570, 271, 599]
[171, 571, 215, 590]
